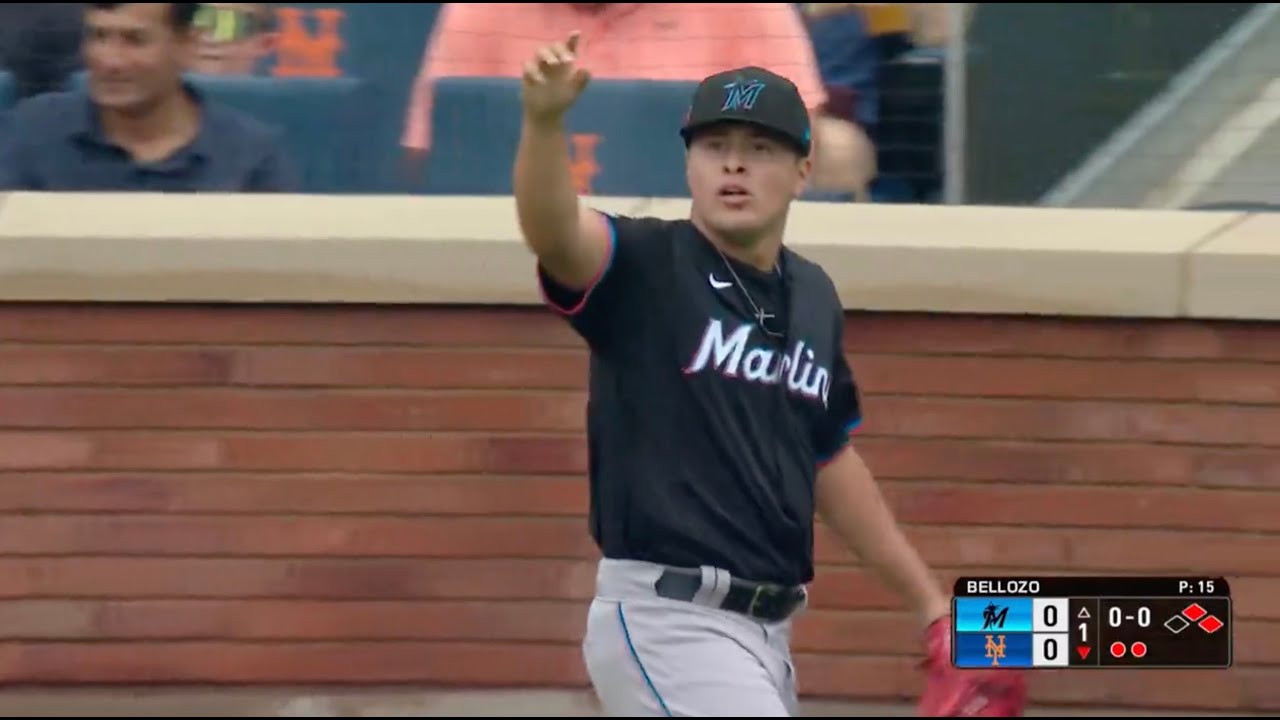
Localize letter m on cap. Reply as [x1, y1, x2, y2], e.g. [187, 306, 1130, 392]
[721, 80, 765, 112]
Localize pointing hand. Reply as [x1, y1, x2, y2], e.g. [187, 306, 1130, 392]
[521, 31, 592, 126]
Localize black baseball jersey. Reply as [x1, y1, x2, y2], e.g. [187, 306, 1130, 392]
[538, 212, 863, 587]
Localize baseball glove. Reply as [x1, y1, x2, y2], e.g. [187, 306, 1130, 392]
[918, 616, 1028, 717]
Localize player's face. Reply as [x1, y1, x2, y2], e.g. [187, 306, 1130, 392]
[686, 124, 811, 245]
[83, 3, 196, 111]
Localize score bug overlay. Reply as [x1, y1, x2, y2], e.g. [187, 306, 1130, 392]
[950, 576, 1231, 670]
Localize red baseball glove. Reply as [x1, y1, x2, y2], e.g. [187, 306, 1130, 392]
[918, 616, 1028, 717]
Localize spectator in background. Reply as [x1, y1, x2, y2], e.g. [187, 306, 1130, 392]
[402, 3, 877, 201]
[801, 3, 955, 203]
[191, 3, 276, 76]
[0, 3, 297, 192]
[798, 3, 955, 135]
[0, 4, 84, 101]
[797, 4, 882, 142]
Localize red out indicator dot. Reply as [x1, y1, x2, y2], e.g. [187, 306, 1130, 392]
[1130, 641, 1148, 658]
[1110, 641, 1127, 658]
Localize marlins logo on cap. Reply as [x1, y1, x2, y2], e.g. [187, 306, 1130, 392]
[680, 66, 812, 156]
[721, 77, 766, 112]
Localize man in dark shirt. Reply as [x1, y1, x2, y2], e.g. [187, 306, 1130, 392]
[0, 3, 297, 192]
[512, 32, 984, 717]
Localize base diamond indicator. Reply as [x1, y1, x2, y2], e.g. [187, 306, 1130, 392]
[1165, 615, 1190, 634]
[1199, 615, 1224, 634]
[1182, 603, 1208, 622]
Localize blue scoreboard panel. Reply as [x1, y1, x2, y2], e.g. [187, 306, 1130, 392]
[952, 576, 1231, 670]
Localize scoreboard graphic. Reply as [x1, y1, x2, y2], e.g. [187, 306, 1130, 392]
[951, 576, 1231, 669]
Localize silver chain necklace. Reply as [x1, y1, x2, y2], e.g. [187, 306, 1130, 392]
[715, 248, 783, 337]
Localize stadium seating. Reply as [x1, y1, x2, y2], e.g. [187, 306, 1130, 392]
[423, 76, 698, 198]
[872, 47, 946, 203]
[66, 72, 383, 194]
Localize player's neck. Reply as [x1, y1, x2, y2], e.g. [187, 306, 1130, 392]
[692, 216, 783, 272]
[722, 239, 782, 274]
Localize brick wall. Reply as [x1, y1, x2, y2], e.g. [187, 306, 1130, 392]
[0, 304, 1275, 712]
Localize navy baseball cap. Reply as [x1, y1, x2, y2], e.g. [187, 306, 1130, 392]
[679, 66, 812, 156]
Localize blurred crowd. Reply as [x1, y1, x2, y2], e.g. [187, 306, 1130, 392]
[0, 3, 956, 202]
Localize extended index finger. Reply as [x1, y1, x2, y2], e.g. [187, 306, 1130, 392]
[565, 30, 581, 54]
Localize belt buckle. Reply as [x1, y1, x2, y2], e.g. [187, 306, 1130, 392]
[747, 583, 790, 621]
[746, 584, 766, 618]
[747, 583, 805, 621]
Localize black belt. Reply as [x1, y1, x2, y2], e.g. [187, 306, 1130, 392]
[653, 567, 807, 623]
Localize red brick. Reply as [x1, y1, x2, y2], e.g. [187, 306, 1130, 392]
[0, 557, 597, 601]
[221, 433, 587, 475]
[1233, 577, 1280, 620]
[0, 388, 587, 433]
[851, 354, 1280, 405]
[0, 474, 586, 515]
[483, 436, 589, 474]
[0, 599, 95, 638]
[1194, 450, 1280, 489]
[792, 610, 915, 655]
[815, 525, 1274, 577]
[1236, 621, 1280, 665]
[861, 396, 1280, 446]
[0, 433, 226, 471]
[1023, 665, 1270, 711]
[0, 433, 96, 470]
[0, 515, 594, 559]
[815, 525, 1072, 569]
[844, 313, 1280, 361]
[0, 641, 588, 685]
[882, 483, 1280, 532]
[0, 305, 578, 347]
[1064, 530, 1278, 576]
[792, 654, 921, 701]
[0, 599, 589, 643]
[854, 438, 1205, 486]
[805, 568, 904, 611]
[231, 347, 588, 390]
[219, 434, 492, 473]
[0, 347, 231, 386]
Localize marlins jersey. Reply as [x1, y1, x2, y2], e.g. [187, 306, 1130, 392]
[538, 212, 863, 587]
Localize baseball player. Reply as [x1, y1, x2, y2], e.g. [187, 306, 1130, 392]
[513, 31, 1028, 717]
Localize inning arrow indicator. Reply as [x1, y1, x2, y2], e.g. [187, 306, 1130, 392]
[1078, 607, 1090, 619]
[1076, 646, 1091, 660]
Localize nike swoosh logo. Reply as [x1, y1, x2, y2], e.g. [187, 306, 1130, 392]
[709, 274, 732, 289]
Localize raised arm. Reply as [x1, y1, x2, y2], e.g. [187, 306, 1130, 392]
[513, 31, 612, 292]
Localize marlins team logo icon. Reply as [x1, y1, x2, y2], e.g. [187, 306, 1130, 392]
[982, 603, 1009, 630]
[721, 78, 765, 112]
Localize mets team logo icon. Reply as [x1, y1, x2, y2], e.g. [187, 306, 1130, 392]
[721, 78, 765, 112]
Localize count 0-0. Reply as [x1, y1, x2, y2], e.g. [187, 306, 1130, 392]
[1109, 605, 1151, 627]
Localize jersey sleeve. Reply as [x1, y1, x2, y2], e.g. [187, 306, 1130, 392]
[814, 322, 864, 467]
[536, 211, 658, 352]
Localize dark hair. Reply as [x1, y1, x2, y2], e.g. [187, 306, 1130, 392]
[89, 3, 201, 30]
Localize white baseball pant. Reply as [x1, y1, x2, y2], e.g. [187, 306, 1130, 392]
[581, 558, 803, 717]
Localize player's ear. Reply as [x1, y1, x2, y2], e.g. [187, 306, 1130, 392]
[793, 154, 812, 199]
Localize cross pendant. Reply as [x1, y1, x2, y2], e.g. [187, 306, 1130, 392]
[756, 308, 775, 325]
